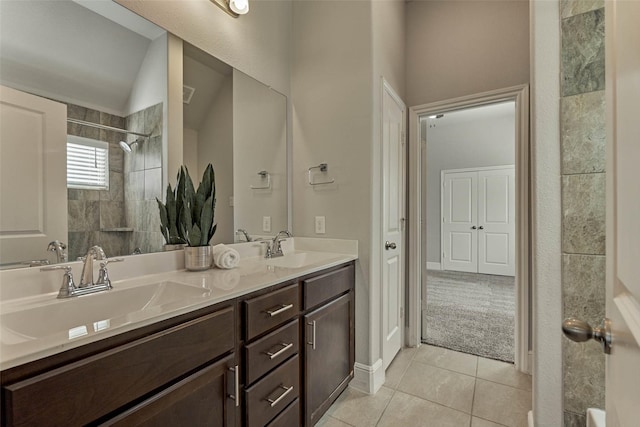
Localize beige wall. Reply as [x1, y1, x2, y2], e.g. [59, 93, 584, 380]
[406, 0, 529, 106]
[292, 0, 375, 366]
[115, 0, 291, 97]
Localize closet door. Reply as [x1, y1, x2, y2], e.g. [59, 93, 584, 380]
[441, 171, 478, 273]
[477, 167, 515, 276]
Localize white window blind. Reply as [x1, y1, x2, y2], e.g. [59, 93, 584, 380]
[67, 135, 109, 190]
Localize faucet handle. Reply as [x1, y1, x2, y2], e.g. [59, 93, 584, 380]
[40, 265, 76, 298]
[260, 240, 273, 258]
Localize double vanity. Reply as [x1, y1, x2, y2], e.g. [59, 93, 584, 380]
[0, 239, 357, 426]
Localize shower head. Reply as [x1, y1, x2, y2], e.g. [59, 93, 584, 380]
[119, 137, 144, 153]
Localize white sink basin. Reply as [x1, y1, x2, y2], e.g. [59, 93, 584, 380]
[264, 252, 337, 269]
[1, 281, 208, 342]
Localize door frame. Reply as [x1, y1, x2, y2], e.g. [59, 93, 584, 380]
[380, 78, 407, 371]
[407, 84, 531, 373]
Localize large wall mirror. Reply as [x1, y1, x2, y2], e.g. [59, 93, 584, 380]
[0, 0, 288, 268]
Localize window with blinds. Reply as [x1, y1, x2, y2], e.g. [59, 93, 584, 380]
[67, 135, 109, 190]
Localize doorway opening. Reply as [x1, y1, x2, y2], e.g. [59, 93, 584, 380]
[422, 102, 516, 362]
[407, 85, 530, 373]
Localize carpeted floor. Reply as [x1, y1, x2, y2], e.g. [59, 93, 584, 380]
[422, 270, 515, 363]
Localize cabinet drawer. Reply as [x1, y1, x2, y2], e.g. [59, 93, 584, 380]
[304, 264, 354, 309]
[244, 283, 300, 340]
[3, 306, 235, 427]
[101, 354, 236, 427]
[244, 319, 299, 385]
[244, 354, 300, 427]
[266, 398, 300, 427]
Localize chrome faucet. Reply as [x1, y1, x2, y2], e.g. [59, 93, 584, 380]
[40, 247, 124, 299]
[47, 240, 68, 263]
[79, 246, 107, 288]
[236, 228, 252, 242]
[268, 230, 292, 258]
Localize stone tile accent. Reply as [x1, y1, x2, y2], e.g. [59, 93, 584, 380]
[145, 136, 162, 169]
[67, 231, 100, 261]
[145, 102, 163, 137]
[144, 167, 162, 201]
[99, 201, 125, 229]
[100, 171, 124, 202]
[564, 410, 587, 427]
[561, 0, 604, 19]
[562, 254, 605, 322]
[561, 8, 605, 96]
[68, 200, 100, 232]
[561, 91, 606, 174]
[563, 338, 605, 415]
[125, 171, 145, 202]
[109, 143, 124, 173]
[562, 173, 606, 254]
[97, 231, 129, 258]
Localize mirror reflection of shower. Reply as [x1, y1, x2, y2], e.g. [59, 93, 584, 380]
[119, 137, 145, 153]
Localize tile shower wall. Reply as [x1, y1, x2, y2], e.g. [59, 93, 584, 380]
[124, 103, 163, 254]
[560, 1, 605, 426]
[66, 104, 129, 260]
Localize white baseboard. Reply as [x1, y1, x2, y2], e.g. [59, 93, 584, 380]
[350, 359, 384, 394]
[426, 262, 441, 271]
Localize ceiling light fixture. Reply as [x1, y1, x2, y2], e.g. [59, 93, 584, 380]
[210, 0, 248, 17]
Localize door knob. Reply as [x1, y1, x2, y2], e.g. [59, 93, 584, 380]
[562, 317, 612, 354]
[478, 226, 484, 230]
[471, 226, 477, 230]
[385, 241, 397, 250]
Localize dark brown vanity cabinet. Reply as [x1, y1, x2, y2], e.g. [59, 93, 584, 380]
[240, 263, 355, 427]
[1, 303, 239, 427]
[1, 261, 355, 427]
[302, 265, 355, 426]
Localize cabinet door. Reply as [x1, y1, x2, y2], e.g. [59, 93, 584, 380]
[102, 354, 238, 427]
[304, 292, 354, 426]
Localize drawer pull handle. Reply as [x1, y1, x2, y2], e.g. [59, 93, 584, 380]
[265, 384, 294, 407]
[265, 303, 294, 317]
[228, 365, 240, 407]
[264, 342, 294, 359]
[307, 320, 317, 350]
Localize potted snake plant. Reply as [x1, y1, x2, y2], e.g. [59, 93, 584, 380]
[156, 168, 188, 251]
[180, 164, 217, 271]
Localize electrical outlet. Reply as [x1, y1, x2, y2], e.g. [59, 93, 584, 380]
[315, 216, 326, 234]
[262, 216, 271, 232]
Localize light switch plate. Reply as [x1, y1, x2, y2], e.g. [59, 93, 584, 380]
[262, 216, 271, 232]
[315, 216, 326, 234]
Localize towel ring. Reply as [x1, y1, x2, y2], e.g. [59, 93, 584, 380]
[250, 170, 271, 189]
[308, 163, 335, 186]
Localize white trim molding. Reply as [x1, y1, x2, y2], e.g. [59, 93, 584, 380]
[408, 84, 531, 374]
[351, 359, 385, 395]
[426, 262, 441, 271]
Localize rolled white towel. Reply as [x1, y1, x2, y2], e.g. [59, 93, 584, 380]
[212, 244, 240, 269]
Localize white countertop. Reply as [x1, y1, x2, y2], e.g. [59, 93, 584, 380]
[0, 238, 358, 371]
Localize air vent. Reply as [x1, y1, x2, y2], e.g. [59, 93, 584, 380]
[183, 85, 196, 104]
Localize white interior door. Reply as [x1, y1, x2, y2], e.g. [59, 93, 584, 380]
[478, 167, 515, 276]
[0, 85, 67, 266]
[381, 82, 405, 370]
[605, 0, 640, 424]
[442, 171, 478, 273]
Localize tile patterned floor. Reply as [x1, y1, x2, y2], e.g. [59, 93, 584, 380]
[317, 345, 532, 427]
